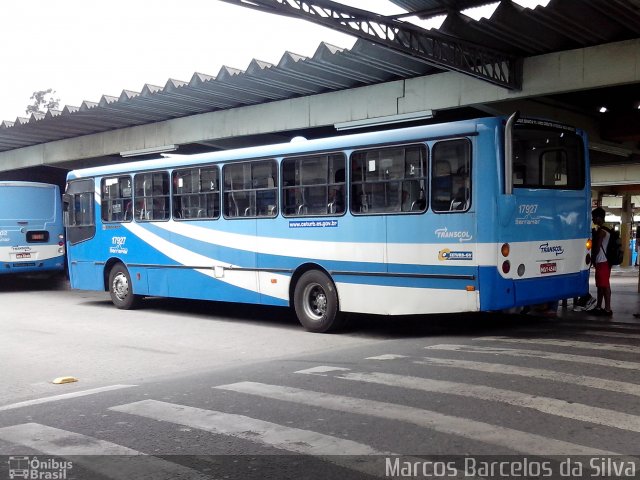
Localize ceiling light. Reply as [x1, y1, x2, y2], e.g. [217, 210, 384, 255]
[599, 106, 608, 113]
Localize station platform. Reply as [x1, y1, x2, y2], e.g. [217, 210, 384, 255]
[557, 266, 640, 323]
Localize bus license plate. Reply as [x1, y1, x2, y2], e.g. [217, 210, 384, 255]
[540, 262, 557, 274]
[16, 253, 31, 259]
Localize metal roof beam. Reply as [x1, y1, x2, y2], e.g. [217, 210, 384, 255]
[219, 0, 522, 90]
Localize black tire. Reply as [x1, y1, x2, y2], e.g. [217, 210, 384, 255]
[293, 270, 342, 333]
[108, 263, 140, 309]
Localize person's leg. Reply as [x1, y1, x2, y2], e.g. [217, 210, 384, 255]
[603, 263, 612, 313]
[594, 263, 605, 309]
[596, 288, 603, 309]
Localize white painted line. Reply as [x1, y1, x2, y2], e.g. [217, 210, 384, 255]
[541, 320, 640, 331]
[519, 328, 640, 340]
[425, 344, 640, 371]
[581, 330, 640, 340]
[294, 366, 351, 374]
[0, 423, 209, 480]
[329, 370, 640, 434]
[217, 381, 617, 456]
[475, 336, 640, 354]
[0, 385, 137, 412]
[110, 399, 404, 478]
[415, 357, 640, 397]
[365, 354, 408, 360]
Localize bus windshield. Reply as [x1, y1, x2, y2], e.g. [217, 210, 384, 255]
[0, 185, 56, 220]
[512, 124, 585, 190]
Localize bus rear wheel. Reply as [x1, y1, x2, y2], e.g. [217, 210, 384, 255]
[108, 263, 140, 309]
[294, 270, 342, 333]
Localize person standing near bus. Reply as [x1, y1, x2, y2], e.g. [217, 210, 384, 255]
[591, 207, 613, 316]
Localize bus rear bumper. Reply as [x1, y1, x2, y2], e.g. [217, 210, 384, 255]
[480, 267, 589, 311]
[0, 256, 65, 275]
[513, 270, 590, 307]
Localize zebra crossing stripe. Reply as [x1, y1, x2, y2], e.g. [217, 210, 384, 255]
[321, 369, 640, 434]
[0, 385, 136, 412]
[475, 336, 640, 354]
[550, 320, 640, 331]
[425, 344, 640, 371]
[580, 330, 640, 340]
[0, 422, 209, 480]
[110, 399, 404, 478]
[518, 328, 640, 341]
[414, 357, 640, 397]
[216, 381, 617, 456]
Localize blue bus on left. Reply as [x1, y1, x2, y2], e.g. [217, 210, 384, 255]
[0, 181, 65, 276]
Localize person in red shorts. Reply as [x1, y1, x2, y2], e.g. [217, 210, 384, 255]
[591, 207, 613, 316]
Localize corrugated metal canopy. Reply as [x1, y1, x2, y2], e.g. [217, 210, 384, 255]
[0, 40, 439, 153]
[0, 0, 638, 154]
[389, 0, 499, 17]
[391, 0, 640, 55]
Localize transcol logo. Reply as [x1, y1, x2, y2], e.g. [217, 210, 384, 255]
[435, 227, 472, 242]
[539, 242, 564, 256]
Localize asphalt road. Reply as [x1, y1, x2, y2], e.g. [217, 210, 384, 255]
[1, 276, 639, 479]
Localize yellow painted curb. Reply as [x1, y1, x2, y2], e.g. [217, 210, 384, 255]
[52, 376, 78, 384]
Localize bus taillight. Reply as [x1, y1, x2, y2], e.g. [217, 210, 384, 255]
[586, 238, 592, 251]
[58, 233, 64, 246]
[501, 243, 510, 257]
[502, 260, 511, 274]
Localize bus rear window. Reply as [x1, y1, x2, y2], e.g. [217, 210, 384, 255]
[0, 186, 56, 220]
[512, 127, 584, 189]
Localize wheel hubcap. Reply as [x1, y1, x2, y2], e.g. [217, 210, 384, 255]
[112, 272, 129, 301]
[303, 283, 327, 320]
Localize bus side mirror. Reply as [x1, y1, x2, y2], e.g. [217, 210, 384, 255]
[62, 193, 71, 211]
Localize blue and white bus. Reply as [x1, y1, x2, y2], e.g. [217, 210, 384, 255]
[0, 181, 66, 276]
[64, 114, 591, 332]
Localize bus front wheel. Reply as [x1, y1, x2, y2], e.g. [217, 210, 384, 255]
[294, 270, 342, 333]
[108, 263, 140, 309]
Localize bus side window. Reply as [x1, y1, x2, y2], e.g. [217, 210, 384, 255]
[134, 172, 169, 222]
[223, 160, 276, 219]
[431, 139, 471, 213]
[101, 175, 132, 223]
[351, 145, 427, 215]
[432, 160, 452, 211]
[282, 153, 345, 218]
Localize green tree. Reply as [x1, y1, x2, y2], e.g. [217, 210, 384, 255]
[26, 88, 60, 115]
